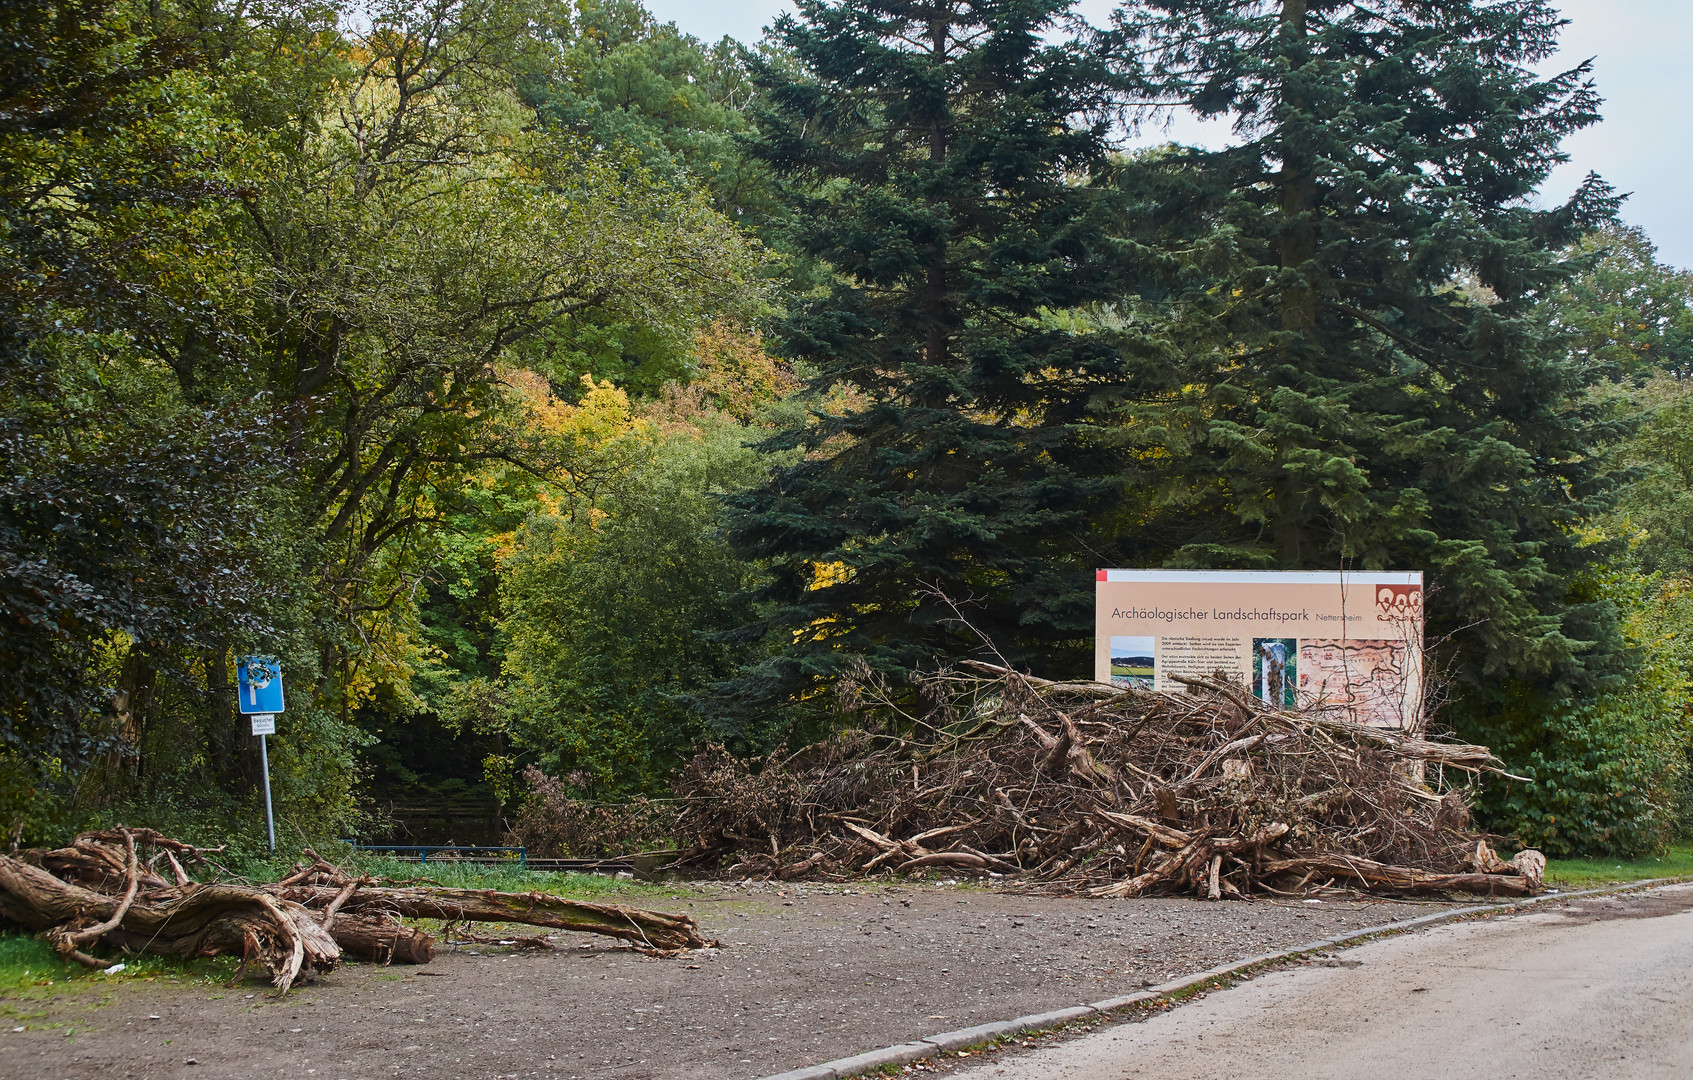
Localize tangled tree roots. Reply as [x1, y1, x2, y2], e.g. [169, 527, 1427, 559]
[0, 831, 336, 993]
[0, 831, 714, 992]
[659, 662, 1544, 899]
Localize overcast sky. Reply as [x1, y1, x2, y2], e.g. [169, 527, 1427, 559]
[643, 0, 1693, 268]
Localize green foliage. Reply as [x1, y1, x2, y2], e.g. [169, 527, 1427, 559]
[0, 0, 766, 844]
[0, 933, 61, 994]
[527, 0, 774, 219]
[5, 0, 1687, 862]
[510, 1, 778, 393]
[1109, 0, 1628, 702]
[0, 930, 240, 1001]
[498, 417, 776, 794]
[722, 0, 1143, 717]
[1606, 375, 1693, 577]
[0, 0, 304, 834]
[225, 0, 763, 684]
[1469, 577, 1693, 858]
[1545, 844, 1693, 888]
[1554, 224, 1693, 380]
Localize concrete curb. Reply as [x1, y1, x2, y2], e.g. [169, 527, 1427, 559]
[754, 876, 1691, 1080]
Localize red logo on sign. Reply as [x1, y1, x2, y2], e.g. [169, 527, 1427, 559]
[1375, 585, 1422, 620]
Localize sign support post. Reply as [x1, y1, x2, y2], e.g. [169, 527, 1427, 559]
[257, 728, 276, 851]
[236, 659, 285, 851]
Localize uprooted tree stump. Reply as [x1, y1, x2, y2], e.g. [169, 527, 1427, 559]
[0, 850, 337, 992]
[0, 831, 714, 993]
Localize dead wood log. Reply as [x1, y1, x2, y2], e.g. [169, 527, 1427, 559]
[1086, 822, 1293, 899]
[277, 885, 713, 952]
[1259, 853, 1534, 896]
[29, 829, 218, 892]
[777, 852, 827, 879]
[1056, 713, 1114, 785]
[1512, 849, 1546, 889]
[450, 928, 555, 950]
[1152, 787, 1182, 825]
[327, 915, 436, 964]
[899, 851, 988, 872]
[0, 855, 336, 992]
[51, 829, 141, 967]
[595, 657, 1543, 898]
[957, 845, 1021, 873]
[1094, 809, 1193, 850]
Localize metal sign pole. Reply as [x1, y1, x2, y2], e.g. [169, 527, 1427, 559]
[258, 732, 276, 851]
[236, 658, 285, 852]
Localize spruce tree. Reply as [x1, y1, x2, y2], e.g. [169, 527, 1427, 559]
[1108, 0, 1629, 697]
[722, 0, 1140, 712]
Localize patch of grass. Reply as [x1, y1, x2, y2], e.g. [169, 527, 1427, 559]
[343, 855, 685, 900]
[0, 933, 64, 994]
[0, 930, 240, 1007]
[1545, 844, 1693, 889]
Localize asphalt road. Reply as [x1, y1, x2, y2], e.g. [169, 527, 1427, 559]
[968, 885, 1693, 1080]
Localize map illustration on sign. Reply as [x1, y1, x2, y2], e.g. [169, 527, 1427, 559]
[236, 657, 285, 715]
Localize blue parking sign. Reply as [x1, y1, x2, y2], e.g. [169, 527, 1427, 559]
[237, 657, 285, 715]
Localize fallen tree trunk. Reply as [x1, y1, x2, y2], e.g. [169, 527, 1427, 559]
[326, 914, 436, 964]
[276, 884, 710, 952]
[1259, 853, 1535, 897]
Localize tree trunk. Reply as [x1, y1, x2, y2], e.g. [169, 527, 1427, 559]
[277, 884, 711, 951]
[325, 914, 436, 964]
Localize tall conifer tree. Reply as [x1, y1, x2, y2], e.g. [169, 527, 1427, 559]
[1108, 0, 1628, 695]
[723, 1, 1139, 710]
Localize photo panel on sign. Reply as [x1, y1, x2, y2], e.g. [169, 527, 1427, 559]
[1252, 638, 1298, 709]
[1109, 635, 1155, 689]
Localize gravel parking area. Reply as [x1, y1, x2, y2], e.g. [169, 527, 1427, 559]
[0, 881, 1459, 1080]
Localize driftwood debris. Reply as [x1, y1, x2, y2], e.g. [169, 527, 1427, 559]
[0, 832, 713, 992]
[658, 661, 1543, 899]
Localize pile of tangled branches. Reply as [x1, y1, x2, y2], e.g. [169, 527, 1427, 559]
[663, 662, 1545, 899]
[507, 768, 680, 859]
[0, 830, 712, 993]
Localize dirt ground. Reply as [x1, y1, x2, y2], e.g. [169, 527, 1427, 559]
[0, 881, 1462, 1080]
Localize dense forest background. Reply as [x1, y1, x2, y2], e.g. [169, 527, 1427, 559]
[3, 0, 1690, 861]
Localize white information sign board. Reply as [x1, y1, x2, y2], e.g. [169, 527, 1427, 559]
[1096, 569, 1424, 730]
